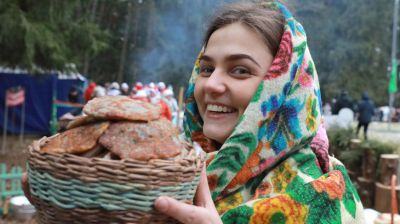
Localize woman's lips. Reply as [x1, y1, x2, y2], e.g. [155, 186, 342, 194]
[205, 104, 237, 119]
[206, 111, 237, 119]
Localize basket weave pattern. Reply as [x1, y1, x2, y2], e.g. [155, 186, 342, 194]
[28, 137, 203, 224]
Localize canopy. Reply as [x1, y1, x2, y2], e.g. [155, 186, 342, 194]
[0, 72, 86, 135]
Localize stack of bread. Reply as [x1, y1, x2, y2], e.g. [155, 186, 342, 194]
[41, 95, 186, 160]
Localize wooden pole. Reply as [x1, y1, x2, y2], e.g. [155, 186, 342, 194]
[1, 105, 8, 154]
[392, 175, 398, 224]
[176, 87, 184, 129]
[19, 101, 25, 145]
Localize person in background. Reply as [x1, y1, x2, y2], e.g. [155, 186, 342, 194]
[162, 88, 179, 114]
[356, 92, 375, 140]
[162, 88, 179, 124]
[131, 81, 143, 96]
[153, 1, 365, 223]
[107, 82, 121, 96]
[66, 86, 83, 116]
[322, 102, 332, 115]
[131, 89, 149, 102]
[157, 81, 167, 94]
[148, 89, 172, 120]
[148, 82, 156, 92]
[84, 82, 96, 102]
[121, 82, 130, 96]
[93, 84, 106, 98]
[68, 86, 79, 103]
[332, 90, 354, 114]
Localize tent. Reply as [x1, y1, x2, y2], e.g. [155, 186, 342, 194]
[0, 72, 86, 135]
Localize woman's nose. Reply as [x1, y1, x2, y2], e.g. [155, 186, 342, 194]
[203, 69, 226, 94]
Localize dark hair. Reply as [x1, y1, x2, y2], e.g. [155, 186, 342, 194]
[204, 1, 285, 56]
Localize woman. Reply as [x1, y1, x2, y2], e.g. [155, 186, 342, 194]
[154, 1, 365, 223]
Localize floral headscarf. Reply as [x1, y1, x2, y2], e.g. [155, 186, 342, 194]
[184, 2, 365, 223]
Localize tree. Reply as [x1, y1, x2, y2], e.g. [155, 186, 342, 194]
[292, 0, 392, 105]
[0, 0, 109, 72]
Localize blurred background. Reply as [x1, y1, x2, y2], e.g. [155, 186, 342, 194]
[0, 0, 397, 104]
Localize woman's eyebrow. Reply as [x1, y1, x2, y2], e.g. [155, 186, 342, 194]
[226, 54, 261, 68]
[199, 54, 261, 68]
[199, 55, 213, 62]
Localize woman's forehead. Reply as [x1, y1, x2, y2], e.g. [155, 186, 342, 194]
[203, 23, 271, 64]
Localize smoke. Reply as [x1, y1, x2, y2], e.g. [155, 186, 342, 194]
[128, 1, 236, 86]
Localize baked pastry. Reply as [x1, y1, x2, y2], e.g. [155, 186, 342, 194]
[66, 115, 99, 129]
[41, 122, 110, 154]
[41, 96, 184, 161]
[99, 119, 182, 160]
[83, 96, 161, 121]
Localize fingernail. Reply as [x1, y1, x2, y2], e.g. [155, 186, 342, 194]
[155, 197, 168, 212]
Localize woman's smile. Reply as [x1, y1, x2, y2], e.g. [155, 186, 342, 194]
[205, 103, 238, 119]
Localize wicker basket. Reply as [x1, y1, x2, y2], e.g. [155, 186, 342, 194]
[27, 136, 203, 224]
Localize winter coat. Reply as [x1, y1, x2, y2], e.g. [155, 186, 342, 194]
[357, 94, 375, 124]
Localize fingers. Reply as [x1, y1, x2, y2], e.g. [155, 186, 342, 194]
[21, 172, 33, 204]
[194, 165, 214, 209]
[155, 196, 208, 224]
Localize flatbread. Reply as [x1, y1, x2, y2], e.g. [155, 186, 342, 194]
[41, 122, 110, 154]
[66, 115, 99, 130]
[83, 96, 161, 121]
[99, 119, 181, 160]
[77, 144, 108, 158]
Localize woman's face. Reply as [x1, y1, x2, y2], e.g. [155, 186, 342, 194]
[194, 22, 274, 144]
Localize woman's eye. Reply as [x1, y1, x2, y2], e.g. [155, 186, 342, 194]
[231, 67, 250, 76]
[200, 66, 214, 76]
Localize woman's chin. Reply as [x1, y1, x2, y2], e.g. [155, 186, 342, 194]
[203, 125, 232, 145]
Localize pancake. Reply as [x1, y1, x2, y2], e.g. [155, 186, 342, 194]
[41, 122, 110, 154]
[99, 119, 181, 160]
[66, 115, 99, 129]
[83, 96, 161, 121]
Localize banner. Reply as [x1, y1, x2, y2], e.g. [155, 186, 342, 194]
[389, 61, 398, 93]
[5, 87, 25, 107]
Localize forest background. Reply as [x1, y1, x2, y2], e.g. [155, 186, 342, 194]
[0, 0, 397, 106]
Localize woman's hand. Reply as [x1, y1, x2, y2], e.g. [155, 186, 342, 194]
[21, 172, 33, 204]
[154, 166, 222, 224]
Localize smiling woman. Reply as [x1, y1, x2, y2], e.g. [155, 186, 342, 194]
[156, 1, 368, 223]
[194, 22, 274, 144]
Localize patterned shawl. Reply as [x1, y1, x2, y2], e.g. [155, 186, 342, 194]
[184, 2, 365, 223]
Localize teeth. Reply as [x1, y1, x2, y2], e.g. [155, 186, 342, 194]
[207, 104, 234, 113]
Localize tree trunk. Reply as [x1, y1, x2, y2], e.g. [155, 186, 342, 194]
[357, 177, 375, 208]
[117, 1, 133, 83]
[362, 149, 377, 180]
[83, 0, 98, 78]
[378, 154, 399, 185]
[375, 182, 400, 213]
[131, 2, 140, 83]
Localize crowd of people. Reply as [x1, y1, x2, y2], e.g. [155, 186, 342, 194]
[74, 81, 181, 127]
[321, 90, 400, 140]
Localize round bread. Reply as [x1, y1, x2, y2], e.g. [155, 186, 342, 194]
[66, 115, 99, 129]
[83, 96, 161, 121]
[99, 119, 182, 160]
[41, 122, 110, 154]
